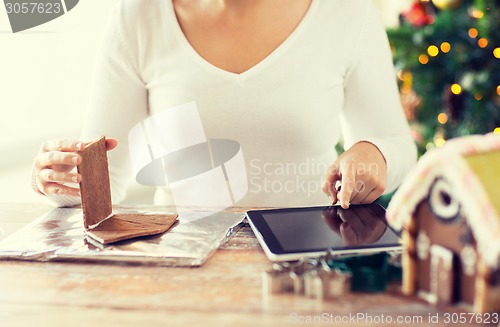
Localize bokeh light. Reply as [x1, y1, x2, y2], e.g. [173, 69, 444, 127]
[478, 38, 488, 48]
[427, 45, 439, 57]
[435, 138, 446, 147]
[468, 28, 478, 38]
[451, 84, 462, 95]
[440, 42, 451, 53]
[494, 48, 500, 58]
[437, 113, 448, 125]
[419, 54, 429, 64]
[470, 8, 484, 19]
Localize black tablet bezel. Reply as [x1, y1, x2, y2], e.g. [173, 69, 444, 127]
[246, 204, 401, 260]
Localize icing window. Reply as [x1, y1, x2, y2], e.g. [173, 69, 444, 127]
[429, 178, 461, 223]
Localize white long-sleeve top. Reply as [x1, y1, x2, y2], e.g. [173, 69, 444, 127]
[50, 0, 416, 208]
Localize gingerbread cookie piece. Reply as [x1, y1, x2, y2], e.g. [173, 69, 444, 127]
[77, 136, 178, 244]
[77, 136, 112, 228]
[86, 213, 178, 244]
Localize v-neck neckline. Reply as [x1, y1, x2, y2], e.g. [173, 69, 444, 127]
[164, 0, 318, 83]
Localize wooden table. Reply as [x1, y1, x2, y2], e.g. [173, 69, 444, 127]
[0, 203, 495, 327]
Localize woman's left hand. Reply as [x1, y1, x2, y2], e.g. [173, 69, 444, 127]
[322, 141, 387, 209]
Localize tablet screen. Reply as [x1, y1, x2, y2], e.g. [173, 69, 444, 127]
[255, 204, 400, 253]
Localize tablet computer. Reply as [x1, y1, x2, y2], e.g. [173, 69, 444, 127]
[246, 204, 401, 261]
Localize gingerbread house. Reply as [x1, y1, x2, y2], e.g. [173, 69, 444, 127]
[387, 133, 500, 312]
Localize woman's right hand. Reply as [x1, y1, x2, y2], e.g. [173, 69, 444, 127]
[33, 138, 118, 197]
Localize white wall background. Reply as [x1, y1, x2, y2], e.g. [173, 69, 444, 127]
[0, 0, 412, 204]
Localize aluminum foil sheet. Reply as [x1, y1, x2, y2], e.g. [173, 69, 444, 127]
[0, 207, 245, 266]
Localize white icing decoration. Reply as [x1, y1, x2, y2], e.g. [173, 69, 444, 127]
[460, 245, 476, 276]
[430, 178, 460, 221]
[417, 231, 430, 260]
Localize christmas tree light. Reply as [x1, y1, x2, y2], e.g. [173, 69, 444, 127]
[387, 0, 500, 155]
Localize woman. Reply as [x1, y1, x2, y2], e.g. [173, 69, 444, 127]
[33, 0, 416, 209]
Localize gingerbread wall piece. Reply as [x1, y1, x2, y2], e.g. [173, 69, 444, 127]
[386, 133, 500, 313]
[77, 136, 112, 228]
[77, 136, 178, 244]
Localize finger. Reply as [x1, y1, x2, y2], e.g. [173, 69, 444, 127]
[350, 180, 370, 204]
[105, 137, 119, 151]
[338, 164, 356, 209]
[349, 187, 363, 204]
[322, 164, 341, 203]
[80, 137, 118, 151]
[39, 169, 81, 184]
[40, 182, 80, 197]
[331, 183, 340, 204]
[354, 176, 385, 204]
[35, 151, 81, 170]
[42, 140, 84, 152]
[332, 180, 343, 203]
[360, 186, 384, 204]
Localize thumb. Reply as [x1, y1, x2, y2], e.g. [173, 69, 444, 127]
[105, 137, 119, 151]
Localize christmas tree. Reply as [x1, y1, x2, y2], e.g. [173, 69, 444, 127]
[387, 0, 500, 155]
